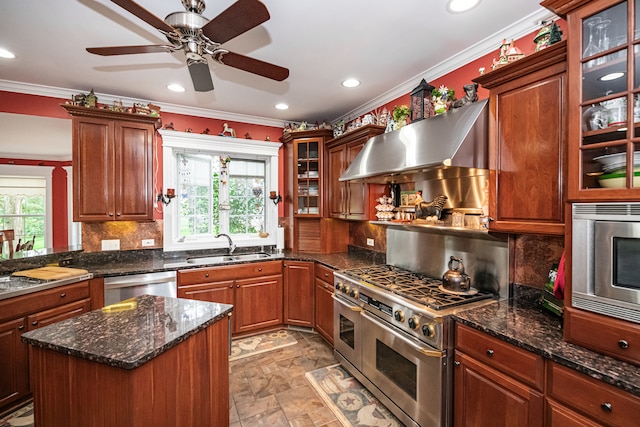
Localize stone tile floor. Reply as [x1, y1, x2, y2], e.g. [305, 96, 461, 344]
[229, 329, 341, 427]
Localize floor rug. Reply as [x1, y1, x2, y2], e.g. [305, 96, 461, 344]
[0, 403, 33, 427]
[305, 364, 404, 427]
[229, 329, 298, 361]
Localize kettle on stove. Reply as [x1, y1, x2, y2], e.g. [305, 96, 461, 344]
[442, 256, 471, 293]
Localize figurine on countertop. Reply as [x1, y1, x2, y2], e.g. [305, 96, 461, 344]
[201, 128, 210, 134]
[245, 132, 251, 139]
[163, 122, 175, 130]
[451, 83, 479, 109]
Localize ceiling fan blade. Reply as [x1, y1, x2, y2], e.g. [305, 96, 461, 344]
[214, 51, 289, 81]
[201, 0, 270, 45]
[188, 60, 214, 92]
[111, 0, 176, 34]
[87, 45, 174, 56]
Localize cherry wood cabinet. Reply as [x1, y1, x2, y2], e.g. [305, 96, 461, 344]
[281, 130, 349, 253]
[454, 324, 544, 427]
[0, 280, 91, 412]
[473, 41, 567, 235]
[283, 260, 314, 327]
[62, 105, 158, 222]
[177, 261, 283, 335]
[547, 362, 640, 427]
[0, 317, 28, 410]
[314, 264, 334, 344]
[325, 125, 386, 220]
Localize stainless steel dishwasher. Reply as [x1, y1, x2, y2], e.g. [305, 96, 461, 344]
[104, 271, 177, 305]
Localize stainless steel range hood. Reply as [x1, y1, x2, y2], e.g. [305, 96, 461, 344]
[339, 99, 488, 184]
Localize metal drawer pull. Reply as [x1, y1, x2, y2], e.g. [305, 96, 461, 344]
[18, 325, 24, 331]
[32, 321, 38, 326]
[601, 402, 613, 413]
[618, 339, 629, 349]
[60, 292, 66, 298]
[486, 349, 494, 356]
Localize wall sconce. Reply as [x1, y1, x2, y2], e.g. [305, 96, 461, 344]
[269, 191, 282, 205]
[157, 188, 176, 205]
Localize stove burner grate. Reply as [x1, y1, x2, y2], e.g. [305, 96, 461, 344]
[342, 265, 493, 310]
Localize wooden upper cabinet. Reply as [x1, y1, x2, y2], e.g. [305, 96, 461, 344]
[546, 0, 640, 200]
[474, 41, 567, 235]
[325, 125, 386, 220]
[62, 105, 158, 222]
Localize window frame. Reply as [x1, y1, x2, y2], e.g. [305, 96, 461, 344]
[0, 164, 53, 248]
[160, 130, 281, 252]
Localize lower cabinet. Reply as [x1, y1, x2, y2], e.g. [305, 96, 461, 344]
[284, 261, 314, 327]
[454, 323, 640, 427]
[177, 261, 283, 335]
[0, 281, 91, 411]
[314, 264, 334, 344]
[454, 323, 544, 427]
[546, 362, 640, 427]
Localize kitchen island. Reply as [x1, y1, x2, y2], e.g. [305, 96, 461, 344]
[22, 294, 232, 427]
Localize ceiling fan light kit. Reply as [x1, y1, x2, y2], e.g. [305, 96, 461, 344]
[87, 0, 289, 92]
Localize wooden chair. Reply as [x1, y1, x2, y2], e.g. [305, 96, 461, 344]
[0, 229, 15, 257]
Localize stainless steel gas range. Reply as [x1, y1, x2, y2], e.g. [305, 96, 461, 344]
[333, 228, 510, 427]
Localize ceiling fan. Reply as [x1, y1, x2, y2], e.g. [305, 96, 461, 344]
[87, 0, 289, 92]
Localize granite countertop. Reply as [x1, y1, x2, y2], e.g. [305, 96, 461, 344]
[453, 287, 640, 397]
[21, 294, 233, 369]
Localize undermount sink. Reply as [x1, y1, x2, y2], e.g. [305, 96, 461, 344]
[186, 252, 272, 264]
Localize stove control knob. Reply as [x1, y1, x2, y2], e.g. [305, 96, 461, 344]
[394, 310, 405, 323]
[335, 282, 343, 292]
[349, 288, 358, 299]
[408, 317, 419, 330]
[422, 324, 435, 338]
[343, 285, 350, 295]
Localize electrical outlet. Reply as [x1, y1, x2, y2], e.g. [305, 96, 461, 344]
[101, 239, 120, 251]
[366, 238, 374, 247]
[142, 239, 155, 247]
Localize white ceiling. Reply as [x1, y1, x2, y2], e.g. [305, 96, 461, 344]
[0, 0, 552, 157]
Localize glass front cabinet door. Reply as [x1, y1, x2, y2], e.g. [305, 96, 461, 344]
[568, 0, 640, 198]
[294, 138, 321, 215]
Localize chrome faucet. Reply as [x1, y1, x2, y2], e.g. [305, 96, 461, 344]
[215, 233, 236, 254]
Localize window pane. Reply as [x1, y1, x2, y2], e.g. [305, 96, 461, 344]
[0, 176, 46, 250]
[176, 154, 265, 238]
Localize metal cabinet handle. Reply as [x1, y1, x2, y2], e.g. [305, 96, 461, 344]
[486, 349, 494, 356]
[258, 268, 262, 272]
[109, 213, 114, 217]
[324, 273, 329, 277]
[618, 339, 629, 349]
[236, 285, 239, 288]
[601, 402, 613, 413]
[32, 321, 38, 326]
[454, 360, 461, 367]
[205, 273, 209, 278]
[60, 292, 66, 298]
[18, 325, 24, 331]
[116, 213, 121, 217]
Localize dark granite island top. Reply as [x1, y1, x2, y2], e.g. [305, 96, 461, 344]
[453, 287, 640, 397]
[22, 294, 233, 369]
[22, 294, 233, 427]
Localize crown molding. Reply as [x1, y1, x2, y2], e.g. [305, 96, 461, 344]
[0, 80, 285, 128]
[332, 7, 555, 123]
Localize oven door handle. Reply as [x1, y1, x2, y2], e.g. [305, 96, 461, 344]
[362, 311, 444, 359]
[332, 294, 363, 312]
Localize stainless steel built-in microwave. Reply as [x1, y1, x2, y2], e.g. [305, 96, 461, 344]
[572, 203, 640, 324]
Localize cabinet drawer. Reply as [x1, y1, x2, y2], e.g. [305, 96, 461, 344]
[565, 307, 640, 366]
[178, 261, 283, 286]
[455, 323, 544, 390]
[0, 281, 90, 323]
[315, 264, 334, 282]
[27, 298, 91, 330]
[547, 362, 640, 427]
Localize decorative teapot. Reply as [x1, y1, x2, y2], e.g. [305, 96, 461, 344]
[442, 256, 471, 293]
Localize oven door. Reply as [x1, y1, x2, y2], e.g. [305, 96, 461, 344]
[361, 310, 447, 427]
[333, 294, 363, 372]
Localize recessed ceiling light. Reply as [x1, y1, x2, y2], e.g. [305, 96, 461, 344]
[600, 72, 625, 81]
[446, 0, 481, 13]
[0, 48, 15, 59]
[275, 103, 289, 110]
[167, 83, 186, 92]
[342, 79, 360, 88]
